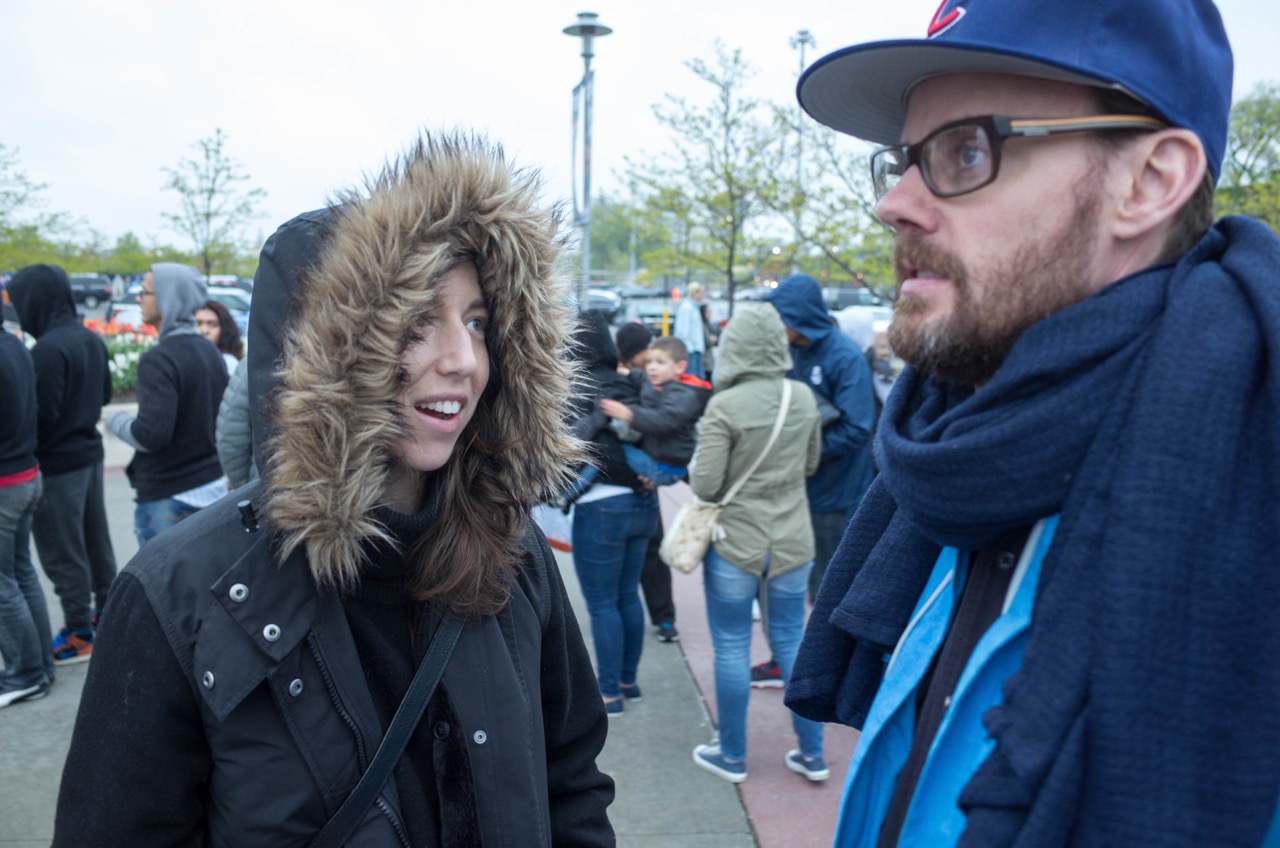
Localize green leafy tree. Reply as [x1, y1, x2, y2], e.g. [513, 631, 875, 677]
[626, 43, 785, 308]
[0, 143, 47, 230]
[162, 128, 266, 276]
[587, 194, 668, 280]
[0, 144, 65, 270]
[102, 232, 152, 276]
[756, 98, 897, 291]
[1216, 82, 1280, 232]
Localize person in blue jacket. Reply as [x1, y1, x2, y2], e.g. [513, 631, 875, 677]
[785, 0, 1280, 845]
[750, 273, 874, 687]
[770, 275, 874, 591]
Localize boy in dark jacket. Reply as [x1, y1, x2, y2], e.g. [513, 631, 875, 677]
[603, 336, 711, 484]
[559, 336, 710, 508]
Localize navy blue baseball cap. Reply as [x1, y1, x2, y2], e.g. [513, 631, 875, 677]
[797, 0, 1234, 178]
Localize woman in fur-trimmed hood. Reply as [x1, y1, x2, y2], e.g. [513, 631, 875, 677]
[53, 134, 616, 847]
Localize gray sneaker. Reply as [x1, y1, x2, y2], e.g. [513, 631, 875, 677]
[693, 744, 747, 783]
[785, 749, 830, 782]
[0, 681, 50, 709]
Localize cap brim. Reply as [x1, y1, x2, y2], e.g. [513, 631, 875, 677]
[798, 40, 1116, 145]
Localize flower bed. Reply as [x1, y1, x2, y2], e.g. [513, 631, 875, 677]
[85, 318, 157, 395]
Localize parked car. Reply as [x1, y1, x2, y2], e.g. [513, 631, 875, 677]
[566, 286, 624, 323]
[823, 286, 883, 311]
[68, 274, 114, 309]
[108, 303, 145, 329]
[206, 286, 251, 337]
[834, 305, 895, 352]
[205, 274, 254, 295]
[610, 282, 658, 299]
[733, 286, 774, 302]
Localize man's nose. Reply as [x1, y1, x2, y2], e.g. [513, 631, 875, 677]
[874, 164, 937, 236]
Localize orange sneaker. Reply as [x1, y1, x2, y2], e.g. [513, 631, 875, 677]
[52, 627, 94, 665]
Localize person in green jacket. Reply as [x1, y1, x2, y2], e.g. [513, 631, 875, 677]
[688, 304, 826, 784]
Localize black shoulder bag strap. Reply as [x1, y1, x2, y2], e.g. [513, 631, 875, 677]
[309, 615, 465, 848]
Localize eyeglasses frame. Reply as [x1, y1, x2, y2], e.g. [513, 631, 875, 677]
[871, 114, 1168, 201]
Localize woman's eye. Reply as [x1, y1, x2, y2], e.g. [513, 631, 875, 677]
[466, 316, 488, 335]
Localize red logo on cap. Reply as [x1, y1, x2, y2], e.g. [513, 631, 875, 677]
[927, 0, 965, 37]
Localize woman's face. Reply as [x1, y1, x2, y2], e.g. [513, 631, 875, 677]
[388, 261, 490, 487]
[194, 308, 221, 346]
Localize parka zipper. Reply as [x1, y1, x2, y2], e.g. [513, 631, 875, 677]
[306, 633, 411, 848]
[307, 634, 367, 770]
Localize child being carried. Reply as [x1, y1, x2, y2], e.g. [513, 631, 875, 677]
[561, 336, 712, 509]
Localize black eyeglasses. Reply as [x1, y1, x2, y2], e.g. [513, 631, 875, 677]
[870, 114, 1167, 201]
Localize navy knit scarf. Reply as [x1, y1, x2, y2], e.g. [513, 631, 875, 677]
[788, 217, 1280, 846]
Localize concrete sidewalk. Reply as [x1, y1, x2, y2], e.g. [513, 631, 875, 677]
[0, 449, 852, 845]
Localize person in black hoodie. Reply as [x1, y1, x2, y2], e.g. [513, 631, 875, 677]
[8, 264, 118, 664]
[106, 263, 228, 546]
[0, 327, 54, 706]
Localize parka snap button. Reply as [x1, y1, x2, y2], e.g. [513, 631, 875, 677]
[263, 624, 281, 642]
[202, 671, 215, 689]
[473, 730, 487, 745]
[289, 679, 304, 697]
[433, 722, 450, 740]
[229, 583, 249, 602]
[997, 552, 1017, 570]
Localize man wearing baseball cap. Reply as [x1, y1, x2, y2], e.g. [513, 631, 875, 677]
[785, 0, 1280, 845]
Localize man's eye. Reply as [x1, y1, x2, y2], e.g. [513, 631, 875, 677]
[955, 142, 987, 169]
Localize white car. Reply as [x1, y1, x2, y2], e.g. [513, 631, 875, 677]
[834, 305, 894, 353]
[206, 287, 251, 337]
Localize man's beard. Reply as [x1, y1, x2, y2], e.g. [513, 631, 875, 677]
[888, 190, 1102, 387]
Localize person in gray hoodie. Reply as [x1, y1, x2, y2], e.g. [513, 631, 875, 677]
[106, 263, 228, 545]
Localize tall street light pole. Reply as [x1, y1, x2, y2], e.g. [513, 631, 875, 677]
[788, 28, 815, 275]
[564, 12, 612, 311]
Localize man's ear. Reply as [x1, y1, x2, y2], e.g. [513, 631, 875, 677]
[1111, 128, 1207, 241]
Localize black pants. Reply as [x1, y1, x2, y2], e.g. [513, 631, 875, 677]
[31, 463, 118, 630]
[639, 524, 675, 626]
[809, 507, 856, 603]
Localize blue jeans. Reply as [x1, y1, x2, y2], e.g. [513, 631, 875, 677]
[703, 544, 823, 762]
[0, 474, 54, 689]
[621, 444, 684, 486]
[685, 351, 706, 382]
[571, 490, 659, 698]
[134, 497, 200, 548]
[562, 447, 685, 504]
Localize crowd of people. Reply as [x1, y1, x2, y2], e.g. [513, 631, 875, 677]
[562, 271, 881, 783]
[1, 0, 1277, 842]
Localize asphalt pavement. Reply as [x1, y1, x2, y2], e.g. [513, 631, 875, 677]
[0, 412, 854, 846]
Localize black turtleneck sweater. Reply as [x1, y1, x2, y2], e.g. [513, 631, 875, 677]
[343, 498, 479, 847]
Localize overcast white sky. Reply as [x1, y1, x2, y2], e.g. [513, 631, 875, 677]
[4, 0, 1277, 249]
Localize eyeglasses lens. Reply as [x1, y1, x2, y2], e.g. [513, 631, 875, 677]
[872, 149, 908, 201]
[873, 122, 999, 201]
[924, 124, 995, 197]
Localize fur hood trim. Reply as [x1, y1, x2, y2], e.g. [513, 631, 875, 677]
[262, 134, 583, 588]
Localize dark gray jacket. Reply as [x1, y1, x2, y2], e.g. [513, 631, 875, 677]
[53, 486, 612, 846]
